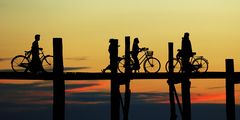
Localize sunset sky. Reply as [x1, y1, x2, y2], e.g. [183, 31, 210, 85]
[0, 0, 240, 120]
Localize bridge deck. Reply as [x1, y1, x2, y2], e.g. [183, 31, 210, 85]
[0, 72, 239, 83]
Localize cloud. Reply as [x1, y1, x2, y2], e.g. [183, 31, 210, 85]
[0, 57, 11, 61]
[0, 66, 90, 72]
[130, 92, 170, 104]
[64, 66, 90, 71]
[66, 92, 173, 105]
[0, 69, 14, 72]
[207, 86, 224, 90]
[65, 57, 87, 61]
[0, 80, 238, 120]
[0, 81, 52, 105]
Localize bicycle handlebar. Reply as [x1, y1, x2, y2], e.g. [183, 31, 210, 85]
[141, 47, 149, 51]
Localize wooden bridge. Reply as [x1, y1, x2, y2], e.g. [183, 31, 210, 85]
[0, 71, 240, 80]
[0, 37, 239, 120]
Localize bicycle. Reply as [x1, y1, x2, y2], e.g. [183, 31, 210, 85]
[165, 49, 209, 73]
[11, 48, 53, 72]
[118, 47, 161, 73]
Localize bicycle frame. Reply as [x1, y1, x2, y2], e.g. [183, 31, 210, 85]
[131, 49, 152, 66]
[175, 50, 208, 72]
[138, 52, 148, 65]
[24, 49, 47, 61]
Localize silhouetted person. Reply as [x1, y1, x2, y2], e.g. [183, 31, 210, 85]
[181, 32, 193, 73]
[102, 39, 117, 73]
[132, 38, 141, 72]
[30, 34, 44, 73]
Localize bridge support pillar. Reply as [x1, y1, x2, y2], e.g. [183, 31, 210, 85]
[53, 38, 65, 120]
[225, 59, 235, 120]
[123, 36, 131, 120]
[168, 42, 177, 120]
[110, 39, 120, 120]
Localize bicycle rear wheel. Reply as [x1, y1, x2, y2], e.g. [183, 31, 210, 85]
[143, 57, 161, 73]
[117, 58, 125, 73]
[192, 57, 208, 72]
[118, 58, 134, 73]
[11, 55, 29, 72]
[165, 58, 182, 73]
[42, 55, 53, 72]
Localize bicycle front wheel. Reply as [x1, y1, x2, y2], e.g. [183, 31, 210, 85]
[143, 57, 161, 73]
[42, 55, 53, 72]
[11, 55, 30, 72]
[165, 58, 182, 73]
[192, 57, 208, 73]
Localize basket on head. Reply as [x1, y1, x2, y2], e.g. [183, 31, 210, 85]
[147, 51, 153, 56]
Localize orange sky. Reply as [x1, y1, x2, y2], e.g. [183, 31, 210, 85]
[0, 0, 240, 104]
[1, 0, 240, 71]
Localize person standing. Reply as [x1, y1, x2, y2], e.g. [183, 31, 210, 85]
[181, 32, 193, 73]
[132, 38, 141, 72]
[30, 34, 44, 73]
[102, 39, 117, 73]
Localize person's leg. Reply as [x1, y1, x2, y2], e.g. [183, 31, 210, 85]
[132, 56, 140, 70]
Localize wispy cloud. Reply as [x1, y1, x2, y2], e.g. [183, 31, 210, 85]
[65, 57, 87, 61]
[64, 66, 90, 71]
[0, 66, 90, 72]
[0, 57, 11, 61]
[0, 69, 14, 72]
[207, 86, 224, 90]
[0, 81, 52, 105]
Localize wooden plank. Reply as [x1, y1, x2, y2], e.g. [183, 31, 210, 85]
[0, 72, 240, 80]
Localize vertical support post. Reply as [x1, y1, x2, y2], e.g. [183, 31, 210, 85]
[168, 42, 177, 120]
[53, 38, 65, 120]
[225, 59, 235, 120]
[124, 36, 131, 120]
[110, 39, 120, 120]
[181, 54, 191, 120]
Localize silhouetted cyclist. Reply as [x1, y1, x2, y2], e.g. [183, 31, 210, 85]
[30, 34, 44, 73]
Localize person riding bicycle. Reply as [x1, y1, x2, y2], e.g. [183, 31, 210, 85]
[30, 34, 44, 73]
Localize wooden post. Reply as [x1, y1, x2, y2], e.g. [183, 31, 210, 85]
[167, 42, 177, 120]
[181, 77, 191, 120]
[225, 59, 235, 120]
[53, 38, 65, 120]
[124, 36, 131, 120]
[181, 53, 191, 120]
[110, 39, 120, 120]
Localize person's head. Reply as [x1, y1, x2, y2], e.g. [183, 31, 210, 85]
[109, 39, 114, 43]
[133, 38, 139, 44]
[184, 32, 189, 38]
[35, 34, 40, 41]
